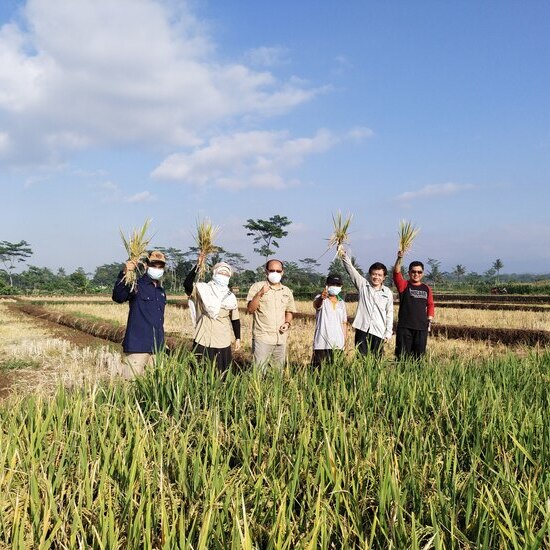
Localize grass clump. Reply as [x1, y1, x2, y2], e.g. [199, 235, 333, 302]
[328, 211, 353, 258]
[193, 218, 220, 280]
[119, 218, 153, 291]
[0, 358, 41, 371]
[398, 219, 420, 254]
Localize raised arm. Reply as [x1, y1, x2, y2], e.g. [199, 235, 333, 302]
[184, 253, 205, 296]
[392, 251, 408, 293]
[341, 250, 366, 290]
[313, 288, 328, 310]
[183, 265, 198, 296]
[112, 261, 136, 303]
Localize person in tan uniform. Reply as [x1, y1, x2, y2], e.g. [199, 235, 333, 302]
[246, 259, 296, 370]
[184, 258, 240, 373]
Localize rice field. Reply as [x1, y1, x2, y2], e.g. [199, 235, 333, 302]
[42, 299, 548, 361]
[1, 297, 549, 547]
[1, 350, 549, 548]
[0, 303, 124, 396]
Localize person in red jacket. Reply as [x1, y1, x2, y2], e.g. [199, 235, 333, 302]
[392, 251, 435, 360]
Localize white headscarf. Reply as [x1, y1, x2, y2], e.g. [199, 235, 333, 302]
[192, 262, 237, 323]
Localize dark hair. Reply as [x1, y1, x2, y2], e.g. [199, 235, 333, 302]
[369, 262, 387, 276]
[265, 259, 284, 271]
[408, 261, 424, 271]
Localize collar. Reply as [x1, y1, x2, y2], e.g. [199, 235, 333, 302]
[266, 282, 284, 291]
[142, 273, 163, 288]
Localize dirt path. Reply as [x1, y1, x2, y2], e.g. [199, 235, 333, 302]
[7, 302, 117, 349]
[0, 304, 121, 400]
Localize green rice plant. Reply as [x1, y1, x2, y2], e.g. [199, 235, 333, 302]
[327, 211, 353, 258]
[1, 350, 550, 547]
[398, 219, 420, 255]
[0, 358, 41, 371]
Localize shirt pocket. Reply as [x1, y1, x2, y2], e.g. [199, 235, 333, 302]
[138, 287, 156, 302]
[278, 293, 291, 309]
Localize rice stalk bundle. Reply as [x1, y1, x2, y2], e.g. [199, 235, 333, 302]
[328, 211, 353, 258]
[398, 220, 420, 254]
[194, 218, 220, 280]
[119, 218, 152, 291]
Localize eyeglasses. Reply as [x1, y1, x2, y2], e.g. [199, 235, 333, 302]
[268, 269, 283, 273]
[410, 270, 423, 274]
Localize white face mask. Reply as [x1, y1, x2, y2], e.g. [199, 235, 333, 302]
[327, 286, 342, 296]
[267, 271, 282, 284]
[213, 273, 230, 287]
[147, 267, 164, 280]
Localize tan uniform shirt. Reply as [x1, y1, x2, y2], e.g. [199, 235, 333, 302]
[191, 287, 239, 348]
[247, 281, 297, 345]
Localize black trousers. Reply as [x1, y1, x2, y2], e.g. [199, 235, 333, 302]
[193, 342, 232, 373]
[312, 349, 334, 368]
[395, 327, 428, 360]
[355, 329, 384, 357]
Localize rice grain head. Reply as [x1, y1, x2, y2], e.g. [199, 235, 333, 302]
[328, 211, 353, 258]
[398, 220, 420, 254]
[119, 218, 153, 291]
[194, 218, 220, 280]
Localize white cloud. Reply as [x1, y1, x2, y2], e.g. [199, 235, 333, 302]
[0, 0, 319, 166]
[244, 46, 290, 67]
[0, 131, 10, 155]
[333, 55, 353, 74]
[151, 129, 339, 190]
[99, 181, 118, 191]
[126, 191, 156, 203]
[92, 180, 155, 203]
[347, 126, 374, 141]
[23, 175, 49, 188]
[395, 182, 475, 202]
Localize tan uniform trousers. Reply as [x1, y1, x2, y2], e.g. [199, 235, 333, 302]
[252, 340, 286, 372]
[122, 353, 154, 379]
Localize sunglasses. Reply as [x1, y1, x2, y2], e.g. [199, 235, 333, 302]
[410, 270, 423, 274]
[268, 269, 283, 273]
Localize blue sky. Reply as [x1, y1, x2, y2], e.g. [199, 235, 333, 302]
[1, 0, 549, 275]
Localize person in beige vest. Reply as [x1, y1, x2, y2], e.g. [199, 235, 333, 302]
[246, 259, 296, 370]
[184, 258, 240, 373]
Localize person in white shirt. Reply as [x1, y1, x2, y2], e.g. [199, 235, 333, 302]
[341, 250, 394, 358]
[311, 274, 348, 368]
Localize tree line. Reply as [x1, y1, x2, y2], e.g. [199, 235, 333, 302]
[1, 219, 548, 296]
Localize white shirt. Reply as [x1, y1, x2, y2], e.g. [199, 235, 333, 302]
[342, 253, 394, 339]
[313, 296, 347, 350]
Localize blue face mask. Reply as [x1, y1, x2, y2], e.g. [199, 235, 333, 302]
[327, 286, 342, 296]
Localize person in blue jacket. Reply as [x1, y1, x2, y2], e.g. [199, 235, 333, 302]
[112, 250, 167, 377]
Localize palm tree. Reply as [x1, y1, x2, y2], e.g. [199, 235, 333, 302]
[452, 264, 467, 283]
[492, 259, 504, 282]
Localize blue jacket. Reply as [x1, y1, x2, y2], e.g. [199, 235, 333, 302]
[112, 271, 166, 353]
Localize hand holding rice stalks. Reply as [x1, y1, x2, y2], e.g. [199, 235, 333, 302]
[194, 218, 220, 280]
[328, 211, 353, 258]
[119, 219, 152, 291]
[398, 220, 420, 255]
